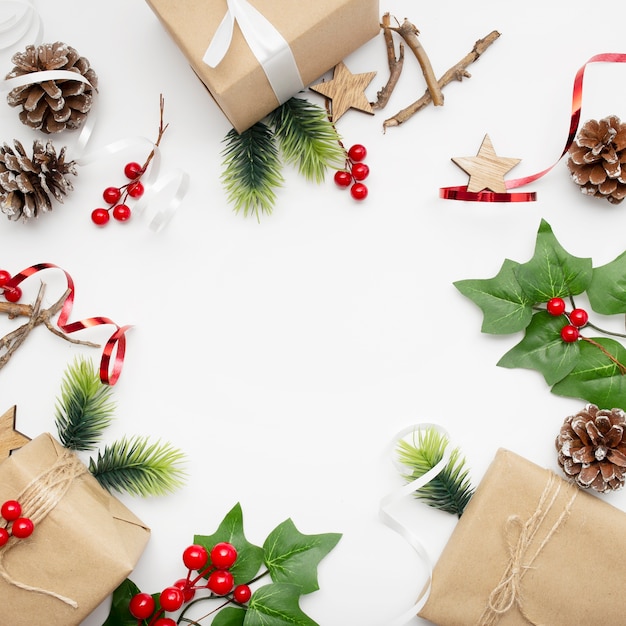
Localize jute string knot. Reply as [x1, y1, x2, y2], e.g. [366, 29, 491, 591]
[0, 447, 87, 608]
[478, 473, 577, 626]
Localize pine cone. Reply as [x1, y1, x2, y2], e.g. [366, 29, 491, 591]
[555, 403, 626, 492]
[567, 115, 626, 204]
[0, 139, 77, 221]
[5, 42, 97, 134]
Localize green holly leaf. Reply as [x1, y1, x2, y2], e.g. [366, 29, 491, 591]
[244, 583, 319, 626]
[551, 336, 626, 407]
[587, 250, 626, 314]
[102, 578, 142, 626]
[453, 258, 533, 334]
[212, 606, 247, 626]
[514, 219, 592, 302]
[263, 519, 341, 594]
[195, 503, 264, 585]
[497, 311, 580, 385]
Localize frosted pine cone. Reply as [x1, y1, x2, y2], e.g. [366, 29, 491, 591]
[567, 115, 626, 204]
[5, 42, 97, 134]
[556, 403, 626, 492]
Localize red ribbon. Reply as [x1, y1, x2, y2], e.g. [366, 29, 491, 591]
[5, 263, 131, 385]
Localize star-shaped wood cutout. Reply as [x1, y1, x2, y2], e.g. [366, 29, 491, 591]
[309, 61, 376, 122]
[0, 406, 30, 460]
[451, 135, 521, 193]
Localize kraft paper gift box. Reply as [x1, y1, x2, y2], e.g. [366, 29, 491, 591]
[0, 433, 150, 626]
[145, 0, 381, 133]
[418, 448, 626, 626]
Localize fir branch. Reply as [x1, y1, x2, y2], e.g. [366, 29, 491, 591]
[396, 427, 474, 517]
[54, 356, 115, 451]
[89, 435, 187, 497]
[220, 122, 284, 219]
[269, 97, 345, 183]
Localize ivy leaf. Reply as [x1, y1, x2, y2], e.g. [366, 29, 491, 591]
[263, 519, 341, 593]
[243, 583, 319, 626]
[212, 606, 247, 626]
[587, 250, 626, 314]
[195, 502, 264, 585]
[497, 311, 580, 385]
[551, 337, 626, 407]
[514, 218, 592, 302]
[102, 578, 141, 626]
[453, 258, 533, 334]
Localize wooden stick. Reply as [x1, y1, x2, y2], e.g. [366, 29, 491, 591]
[371, 12, 405, 110]
[383, 30, 501, 130]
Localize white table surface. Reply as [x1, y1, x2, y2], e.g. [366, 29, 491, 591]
[2, 1, 626, 624]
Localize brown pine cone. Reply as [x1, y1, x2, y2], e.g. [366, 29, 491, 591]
[0, 139, 77, 221]
[567, 115, 626, 204]
[556, 403, 626, 492]
[5, 42, 97, 134]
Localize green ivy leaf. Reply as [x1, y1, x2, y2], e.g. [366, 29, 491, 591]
[587, 250, 626, 315]
[497, 311, 580, 385]
[263, 519, 341, 594]
[244, 583, 319, 626]
[195, 503, 264, 585]
[212, 606, 247, 626]
[453, 258, 533, 334]
[514, 218, 592, 302]
[102, 578, 142, 626]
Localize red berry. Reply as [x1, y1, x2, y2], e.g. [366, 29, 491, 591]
[351, 162, 369, 181]
[0, 270, 11, 288]
[0, 528, 9, 547]
[233, 584, 252, 604]
[334, 170, 352, 187]
[173, 578, 196, 602]
[206, 569, 234, 595]
[153, 619, 176, 626]
[129, 593, 156, 620]
[159, 586, 184, 612]
[546, 297, 566, 316]
[348, 144, 367, 162]
[183, 544, 209, 570]
[560, 325, 579, 343]
[1, 500, 21, 521]
[102, 186, 121, 204]
[569, 308, 589, 328]
[91, 208, 110, 226]
[112, 204, 132, 222]
[210, 542, 237, 569]
[350, 182, 368, 201]
[4, 286, 21, 303]
[124, 161, 143, 179]
[11, 517, 34, 538]
[127, 181, 144, 198]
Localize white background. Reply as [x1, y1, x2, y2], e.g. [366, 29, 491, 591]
[2, 1, 626, 625]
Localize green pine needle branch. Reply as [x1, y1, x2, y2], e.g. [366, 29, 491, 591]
[54, 356, 115, 451]
[396, 427, 475, 517]
[89, 435, 187, 497]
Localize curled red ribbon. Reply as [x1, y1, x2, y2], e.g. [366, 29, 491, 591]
[5, 263, 131, 385]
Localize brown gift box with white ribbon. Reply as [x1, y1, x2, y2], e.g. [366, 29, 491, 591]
[0, 433, 150, 626]
[144, 0, 380, 133]
[418, 448, 626, 625]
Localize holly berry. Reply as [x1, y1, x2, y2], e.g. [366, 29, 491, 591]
[334, 170, 352, 187]
[159, 586, 185, 612]
[350, 182, 368, 201]
[153, 619, 176, 626]
[112, 204, 131, 222]
[560, 325, 579, 342]
[348, 144, 367, 162]
[4, 285, 21, 303]
[127, 181, 144, 198]
[0, 528, 9, 547]
[183, 544, 209, 571]
[233, 584, 252, 604]
[0, 270, 11, 288]
[91, 208, 110, 226]
[206, 569, 234, 595]
[124, 161, 143, 179]
[129, 592, 156, 620]
[102, 186, 121, 204]
[11, 517, 34, 539]
[173, 578, 196, 602]
[351, 162, 370, 181]
[547, 297, 566, 316]
[210, 542, 237, 569]
[569, 308, 589, 328]
[1, 500, 21, 521]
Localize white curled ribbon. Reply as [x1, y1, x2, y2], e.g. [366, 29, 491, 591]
[203, 0, 303, 104]
[379, 423, 453, 626]
[0, 0, 42, 51]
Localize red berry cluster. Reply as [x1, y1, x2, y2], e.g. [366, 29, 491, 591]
[546, 297, 589, 342]
[0, 500, 34, 547]
[129, 542, 251, 625]
[334, 144, 370, 201]
[91, 161, 146, 226]
[0, 268, 21, 303]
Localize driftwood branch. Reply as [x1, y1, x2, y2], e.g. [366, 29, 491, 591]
[383, 30, 501, 130]
[371, 12, 405, 110]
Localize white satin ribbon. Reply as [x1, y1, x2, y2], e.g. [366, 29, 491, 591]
[0, 0, 42, 51]
[203, 0, 303, 104]
[379, 423, 453, 626]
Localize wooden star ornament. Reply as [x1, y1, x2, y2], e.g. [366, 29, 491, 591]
[309, 61, 376, 122]
[452, 135, 521, 193]
[0, 405, 30, 459]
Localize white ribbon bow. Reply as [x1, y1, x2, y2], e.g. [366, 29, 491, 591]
[203, 0, 303, 105]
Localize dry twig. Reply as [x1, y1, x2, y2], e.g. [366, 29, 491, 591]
[371, 13, 405, 110]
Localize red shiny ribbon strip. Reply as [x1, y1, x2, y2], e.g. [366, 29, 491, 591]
[439, 186, 537, 202]
[5, 263, 131, 385]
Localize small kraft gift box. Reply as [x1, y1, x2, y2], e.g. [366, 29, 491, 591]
[418, 448, 626, 625]
[145, 0, 381, 133]
[0, 433, 150, 626]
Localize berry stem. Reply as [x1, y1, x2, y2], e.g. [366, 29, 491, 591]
[580, 336, 626, 374]
[176, 597, 231, 625]
[139, 93, 169, 178]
